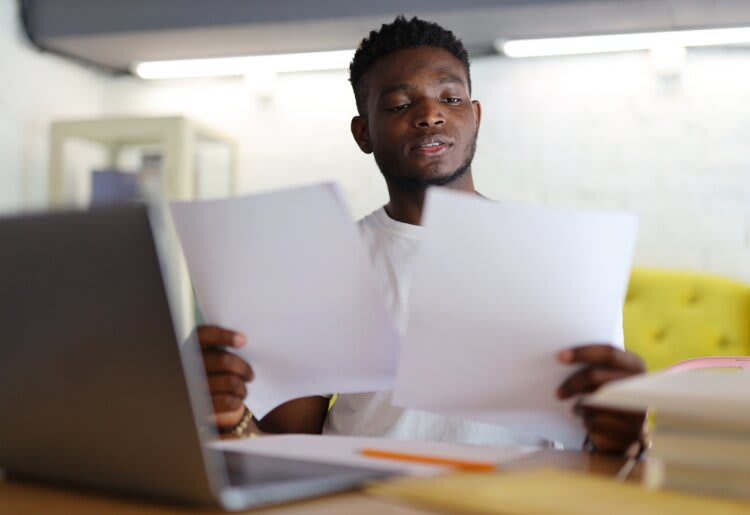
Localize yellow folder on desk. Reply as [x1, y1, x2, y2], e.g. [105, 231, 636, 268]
[367, 469, 750, 515]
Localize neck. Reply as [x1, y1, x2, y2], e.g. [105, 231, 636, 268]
[383, 171, 476, 226]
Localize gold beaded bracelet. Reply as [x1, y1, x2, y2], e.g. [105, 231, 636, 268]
[218, 406, 253, 438]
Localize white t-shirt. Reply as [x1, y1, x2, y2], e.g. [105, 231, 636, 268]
[322, 206, 624, 447]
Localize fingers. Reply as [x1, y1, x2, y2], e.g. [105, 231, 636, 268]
[583, 407, 645, 454]
[557, 367, 635, 399]
[581, 407, 645, 433]
[556, 345, 646, 454]
[203, 351, 254, 382]
[198, 329, 253, 423]
[207, 374, 248, 398]
[558, 344, 645, 372]
[196, 327, 252, 429]
[197, 325, 246, 349]
[211, 393, 245, 414]
[587, 432, 636, 454]
[207, 375, 248, 424]
[209, 405, 247, 428]
[557, 345, 645, 399]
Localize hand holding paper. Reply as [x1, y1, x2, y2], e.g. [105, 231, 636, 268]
[170, 184, 400, 420]
[196, 324, 253, 428]
[557, 344, 646, 453]
[392, 188, 639, 448]
[171, 182, 640, 448]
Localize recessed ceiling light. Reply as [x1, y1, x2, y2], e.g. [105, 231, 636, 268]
[499, 27, 750, 58]
[134, 49, 355, 79]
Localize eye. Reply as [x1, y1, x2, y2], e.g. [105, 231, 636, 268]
[386, 104, 410, 112]
[443, 97, 462, 104]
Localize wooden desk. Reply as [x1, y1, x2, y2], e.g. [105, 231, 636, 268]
[0, 450, 637, 515]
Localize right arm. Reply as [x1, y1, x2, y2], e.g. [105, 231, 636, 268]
[255, 396, 329, 434]
[197, 325, 329, 435]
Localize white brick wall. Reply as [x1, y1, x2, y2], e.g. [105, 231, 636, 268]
[472, 48, 750, 283]
[97, 46, 750, 285]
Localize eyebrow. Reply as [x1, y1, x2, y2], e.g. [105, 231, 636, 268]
[436, 74, 466, 87]
[380, 83, 415, 96]
[379, 74, 467, 97]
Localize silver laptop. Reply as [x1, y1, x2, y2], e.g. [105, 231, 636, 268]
[0, 205, 390, 510]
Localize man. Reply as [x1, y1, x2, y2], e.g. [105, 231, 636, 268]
[198, 16, 646, 453]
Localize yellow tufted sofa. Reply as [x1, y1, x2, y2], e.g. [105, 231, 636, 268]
[623, 268, 750, 371]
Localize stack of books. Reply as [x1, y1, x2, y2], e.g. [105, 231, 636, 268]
[586, 369, 750, 499]
[645, 410, 750, 498]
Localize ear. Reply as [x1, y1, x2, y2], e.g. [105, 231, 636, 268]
[472, 99, 482, 132]
[351, 116, 372, 154]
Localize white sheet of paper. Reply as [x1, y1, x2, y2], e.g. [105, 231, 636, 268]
[392, 188, 638, 449]
[170, 183, 400, 419]
[210, 434, 536, 476]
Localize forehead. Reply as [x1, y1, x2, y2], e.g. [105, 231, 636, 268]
[364, 46, 469, 94]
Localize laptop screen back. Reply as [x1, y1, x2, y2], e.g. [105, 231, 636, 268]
[0, 206, 220, 504]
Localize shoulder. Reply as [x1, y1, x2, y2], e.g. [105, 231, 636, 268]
[357, 207, 390, 247]
[357, 207, 386, 231]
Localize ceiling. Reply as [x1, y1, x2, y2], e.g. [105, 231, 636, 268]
[20, 0, 750, 74]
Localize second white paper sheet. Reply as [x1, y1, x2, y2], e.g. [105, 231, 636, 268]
[211, 434, 535, 476]
[170, 183, 400, 419]
[392, 188, 638, 449]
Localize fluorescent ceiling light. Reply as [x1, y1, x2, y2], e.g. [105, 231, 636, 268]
[134, 49, 355, 79]
[499, 27, 750, 58]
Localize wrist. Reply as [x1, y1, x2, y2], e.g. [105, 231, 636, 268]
[218, 405, 254, 438]
[583, 433, 649, 457]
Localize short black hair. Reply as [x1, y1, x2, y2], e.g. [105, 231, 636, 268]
[349, 15, 471, 114]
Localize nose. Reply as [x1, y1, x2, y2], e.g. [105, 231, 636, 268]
[412, 99, 445, 128]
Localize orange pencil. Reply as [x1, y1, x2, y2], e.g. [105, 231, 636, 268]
[359, 448, 496, 472]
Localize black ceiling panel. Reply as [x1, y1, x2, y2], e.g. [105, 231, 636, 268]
[18, 0, 750, 74]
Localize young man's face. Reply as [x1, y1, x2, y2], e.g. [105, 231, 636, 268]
[351, 46, 481, 187]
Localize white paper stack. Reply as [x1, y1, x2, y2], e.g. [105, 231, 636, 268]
[586, 369, 750, 499]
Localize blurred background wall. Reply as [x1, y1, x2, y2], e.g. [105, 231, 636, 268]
[99, 49, 750, 282]
[0, 0, 105, 211]
[2, 0, 749, 281]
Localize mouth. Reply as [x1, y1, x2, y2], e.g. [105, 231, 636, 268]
[410, 137, 453, 156]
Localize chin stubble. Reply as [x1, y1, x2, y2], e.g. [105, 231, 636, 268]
[379, 128, 479, 190]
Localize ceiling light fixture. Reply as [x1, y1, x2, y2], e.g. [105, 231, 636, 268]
[134, 49, 355, 79]
[498, 27, 750, 58]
